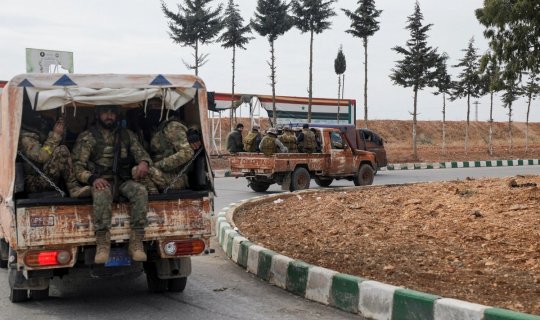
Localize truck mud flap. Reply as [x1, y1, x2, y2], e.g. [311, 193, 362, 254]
[281, 173, 292, 191]
[9, 268, 50, 290]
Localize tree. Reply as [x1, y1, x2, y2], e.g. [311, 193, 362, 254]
[451, 37, 482, 155]
[343, 0, 382, 128]
[161, 0, 223, 76]
[251, 0, 294, 126]
[521, 72, 540, 153]
[334, 45, 346, 123]
[218, 0, 253, 130]
[291, 0, 336, 122]
[501, 72, 520, 154]
[432, 53, 452, 155]
[389, 2, 439, 159]
[479, 51, 504, 156]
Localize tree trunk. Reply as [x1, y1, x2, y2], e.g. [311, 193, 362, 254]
[337, 74, 341, 123]
[230, 46, 236, 131]
[465, 94, 470, 155]
[488, 91, 494, 156]
[195, 40, 199, 76]
[442, 92, 446, 155]
[508, 102, 513, 154]
[526, 91, 532, 153]
[412, 88, 418, 159]
[363, 37, 368, 128]
[307, 30, 314, 123]
[270, 40, 277, 127]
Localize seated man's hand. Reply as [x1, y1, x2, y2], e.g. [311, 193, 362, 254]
[53, 118, 65, 135]
[134, 161, 149, 178]
[93, 178, 110, 190]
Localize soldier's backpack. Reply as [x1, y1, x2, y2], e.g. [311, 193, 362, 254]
[303, 129, 317, 151]
[243, 132, 259, 152]
[260, 136, 277, 156]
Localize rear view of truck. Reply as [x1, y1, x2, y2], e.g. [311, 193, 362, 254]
[0, 74, 215, 302]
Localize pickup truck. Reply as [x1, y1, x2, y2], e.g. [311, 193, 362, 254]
[0, 74, 215, 302]
[229, 127, 376, 192]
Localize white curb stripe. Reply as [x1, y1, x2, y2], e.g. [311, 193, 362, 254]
[231, 235, 248, 263]
[246, 245, 265, 275]
[218, 221, 231, 242]
[359, 281, 399, 320]
[269, 254, 294, 289]
[305, 266, 338, 305]
[222, 228, 236, 252]
[216, 217, 227, 238]
[434, 298, 488, 320]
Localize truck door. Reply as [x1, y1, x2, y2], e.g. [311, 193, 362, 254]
[328, 131, 353, 175]
[359, 129, 387, 168]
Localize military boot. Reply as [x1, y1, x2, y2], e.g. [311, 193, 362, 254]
[94, 230, 111, 264]
[67, 178, 92, 198]
[128, 229, 147, 261]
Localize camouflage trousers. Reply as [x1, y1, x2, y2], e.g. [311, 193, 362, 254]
[136, 166, 188, 193]
[92, 179, 148, 231]
[24, 145, 76, 193]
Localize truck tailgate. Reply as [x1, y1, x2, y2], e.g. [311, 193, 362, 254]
[15, 191, 212, 248]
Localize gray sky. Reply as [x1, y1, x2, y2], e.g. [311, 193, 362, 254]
[1, 0, 534, 122]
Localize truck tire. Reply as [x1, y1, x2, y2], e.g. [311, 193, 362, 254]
[290, 167, 310, 191]
[354, 164, 374, 186]
[144, 262, 168, 293]
[249, 181, 271, 192]
[30, 287, 49, 300]
[9, 288, 28, 303]
[314, 177, 333, 187]
[168, 277, 187, 293]
[0, 239, 8, 269]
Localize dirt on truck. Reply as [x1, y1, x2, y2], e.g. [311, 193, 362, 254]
[0, 74, 215, 302]
[229, 127, 377, 192]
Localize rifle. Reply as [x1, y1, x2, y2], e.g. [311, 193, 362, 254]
[111, 127, 122, 202]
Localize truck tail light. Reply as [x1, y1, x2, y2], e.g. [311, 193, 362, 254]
[162, 239, 205, 256]
[25, 250, 72, 267]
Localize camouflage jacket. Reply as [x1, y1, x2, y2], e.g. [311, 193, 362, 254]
[72, 126, 152, 184]
[150, 120, 194, 173]
[19, 129, 62, 166]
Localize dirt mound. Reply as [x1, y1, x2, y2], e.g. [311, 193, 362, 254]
[234, 176, 540, 315]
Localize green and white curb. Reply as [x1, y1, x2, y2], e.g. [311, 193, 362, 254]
[385, 159, 540, 171]
[216, 191, 540, 319]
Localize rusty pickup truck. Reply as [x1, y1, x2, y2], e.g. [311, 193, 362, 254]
[0, 74, 215, 302]
[229, 127, 376, 192]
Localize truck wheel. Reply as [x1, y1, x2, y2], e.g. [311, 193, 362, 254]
[0, 239, 8, 269]
[144, 262, 168, 293]
[290, 167, 310, 191]
[9, 288, 28, 303]
[168, 277, 187, 293]
[30, 287, 49, 300]
[354, 164, 374, 186]
[314, 177, 333, 187]
[249, 181, 270, 192]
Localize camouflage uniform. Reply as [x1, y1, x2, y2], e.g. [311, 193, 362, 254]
[259, 131, 288, 156]
[298, 128, 317, 153]
[243, 130, 262, 152]
[278, 130, 298, 153]
[149, 118, 194, 191]
[19, 128, 79, 194]
[72, 125, 152, 231]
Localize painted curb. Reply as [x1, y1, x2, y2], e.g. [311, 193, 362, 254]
[218, 189, 540, 319]
[384, 159, 540, 171]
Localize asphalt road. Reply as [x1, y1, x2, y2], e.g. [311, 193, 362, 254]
[0, 165, 538, 320]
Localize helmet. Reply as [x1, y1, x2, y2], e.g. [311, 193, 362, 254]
[252, 125, 260, 131]
[267, 128, 278, 135]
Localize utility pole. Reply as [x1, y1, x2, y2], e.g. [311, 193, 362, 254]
[473, 101, 481, 122]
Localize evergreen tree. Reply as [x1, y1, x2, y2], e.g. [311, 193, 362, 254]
[291, 0, 336, 122]
[389, 2, 439, 159]
[432, 53, 452, 155]
[251, 0, 294, 126]
[501, 72, 520, 155]
[161, 0, 223, 76]
[334, 45, 346, 123]
[479, 51, 504, 156]
[521, 72, 540, 153]
[451, 37, 482, 155]
[343, 0, 382, 128]
[218, 0, 253, 130]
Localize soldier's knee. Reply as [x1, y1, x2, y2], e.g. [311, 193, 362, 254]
[92, 188, 113, 202]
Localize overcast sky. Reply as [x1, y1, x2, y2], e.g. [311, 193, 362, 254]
[0, 0, 535, 122]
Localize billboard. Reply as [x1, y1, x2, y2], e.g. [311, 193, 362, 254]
[26, 48, 74, 74]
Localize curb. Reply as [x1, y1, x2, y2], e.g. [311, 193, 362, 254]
[384, 159, 540, 171]
[215, 189, 540, 320]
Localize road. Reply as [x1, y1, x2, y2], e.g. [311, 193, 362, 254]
[0, 166, 537, 320]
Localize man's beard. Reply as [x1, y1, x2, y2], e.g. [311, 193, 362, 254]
[98, 118, 117, 129]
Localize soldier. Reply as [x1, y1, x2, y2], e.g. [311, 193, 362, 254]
[72, 105, 152, 264]
[297, 124, 317, 153]
[145, 105, 201, 191]
[243, 125, 262, 152]
[278, 127, 298, 153]
[19, 111, 91, 198]
[259, 128, 288, 156]
[226, 123, 244, 153]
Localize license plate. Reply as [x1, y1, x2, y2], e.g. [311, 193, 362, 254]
[105, 248, 131, 267]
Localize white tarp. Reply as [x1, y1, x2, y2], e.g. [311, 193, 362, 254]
[24, 87, 197, 111]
